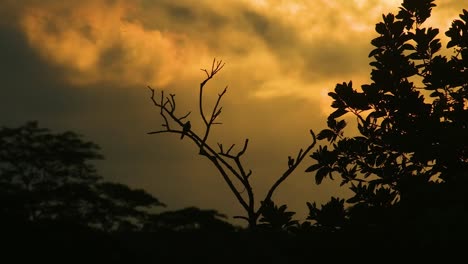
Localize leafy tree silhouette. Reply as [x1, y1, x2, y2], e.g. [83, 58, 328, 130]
[143, 206, 236, 232]
[147, 59, 316, 229]
[1, 122, 250, 262]
[306, 0, 468, 246]
[306, 197, 346, 231]
[257, 200, 298, 232]
[0, 121, 165, 231]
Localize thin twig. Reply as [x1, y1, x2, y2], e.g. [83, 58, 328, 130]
[199, 59, 226, 126]
[257, 130, 317, 219]
[179, 112, 191, 121]
[238, 139, 249, 157]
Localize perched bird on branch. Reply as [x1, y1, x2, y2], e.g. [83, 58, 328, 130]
[181, 121, 191, 139]
[288, 156, 294, 168]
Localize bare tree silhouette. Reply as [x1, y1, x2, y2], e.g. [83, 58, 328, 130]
[147, 59, 316, 228]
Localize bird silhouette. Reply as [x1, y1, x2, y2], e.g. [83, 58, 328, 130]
[181, 121, 191, 139]
[288, 156, 294, 168]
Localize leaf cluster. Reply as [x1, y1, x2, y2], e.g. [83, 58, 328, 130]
[306, 1, 468, 235]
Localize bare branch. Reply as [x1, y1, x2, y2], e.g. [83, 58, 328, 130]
[295, 149, 304, 165]
[159, 90, 164, 107]
[208, 157, 250, 212]
[148, 59, 319, 228]
[213, 108, 222, 119]
[147, 86, 159, 106]
[148, 64, 252, 220]
[167, 97, 174, 111]
[219, 88, 227, 97]
[211, 58, 216, 72]
[201, 68, 209, 78]
[147, 130, 181, 136]
[219, 152, 235, 159]
[226, 144, 235, 155]
[238, 139, 249, 157]
[179, 111, 191, 121]
[147, 131, 166, 135]
[170, 94, 176, 110]
[258, 130, 317, 218]
[199, 59, 226, 127]
[148, 86, 170, 130]
[211, 87, 228, 123]
[201, 86, 228, 144]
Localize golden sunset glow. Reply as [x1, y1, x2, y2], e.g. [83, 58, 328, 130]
[0, 0, 465, 221]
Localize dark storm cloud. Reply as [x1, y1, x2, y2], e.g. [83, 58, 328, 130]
[0, 25, 73, 123]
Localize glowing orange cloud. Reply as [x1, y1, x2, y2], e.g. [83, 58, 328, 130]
[17, 0, 465, 108]
[20, 0, 208, 87]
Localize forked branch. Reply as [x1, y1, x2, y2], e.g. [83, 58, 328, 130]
[199, 58, 225, 127]
[147, 58, 317, 228]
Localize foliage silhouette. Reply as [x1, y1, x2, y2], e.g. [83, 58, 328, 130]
[0, 121, 165, 231]
[4, 0, 467, 260]
[306, 197, 346, 231]
[307, 0, 468, 246]
[148, 59, 316, 228]
[143, 206, 236, 232]
[258, 200, 298, 231]
[0, 122, 246, 262]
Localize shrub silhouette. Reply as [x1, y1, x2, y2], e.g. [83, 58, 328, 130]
[143, 206, 236, 232]
[307, 0, 468, 246]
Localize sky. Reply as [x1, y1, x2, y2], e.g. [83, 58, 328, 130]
[0, 0, 465, 224]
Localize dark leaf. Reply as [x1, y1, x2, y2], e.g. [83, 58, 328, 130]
[375, 22, 387, 34]
[315, 167, 329, 185]
[329, 108, 348, 119]
[368, 48, 382, 58]
[317, 129, 335, 141]
[305, 163, 322, 172]
[401, 43, 415, 51]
